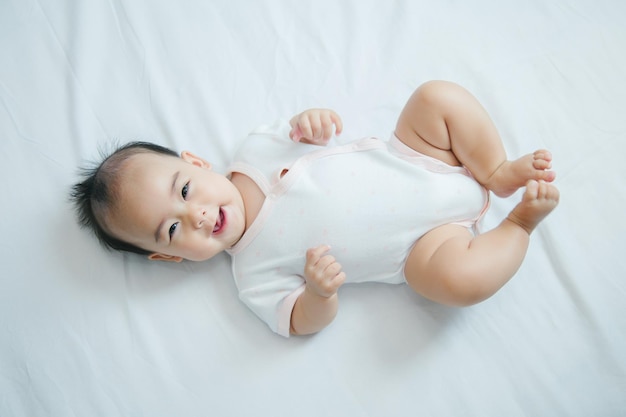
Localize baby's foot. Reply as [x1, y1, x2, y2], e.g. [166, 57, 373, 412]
[506, 180, 559, 234]
[485, 150, 556, 198]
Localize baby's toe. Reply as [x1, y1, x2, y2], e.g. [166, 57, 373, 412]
[541, 170, 556, 182]
[537, 180, 550, 198]
[546, 183, 560, 202]
[524, 179, 539, 199]
[533, 149, 553, 162]
[532, 157, 552, 170]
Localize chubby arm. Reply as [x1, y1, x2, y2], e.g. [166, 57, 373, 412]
[290, 245, 346, 335]
[289, 109, 343, 145]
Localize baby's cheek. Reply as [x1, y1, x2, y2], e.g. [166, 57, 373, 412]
[193, 240, 220, 261]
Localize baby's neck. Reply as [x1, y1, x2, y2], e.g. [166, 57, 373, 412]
[230, 172, 264, 232]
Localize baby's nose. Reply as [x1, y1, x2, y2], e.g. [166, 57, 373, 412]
[191, 207, 207, 228]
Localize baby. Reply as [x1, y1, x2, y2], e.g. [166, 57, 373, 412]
[71, 81, 559, 337]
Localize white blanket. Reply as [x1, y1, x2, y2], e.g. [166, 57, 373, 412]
[1, 1, 625, 416]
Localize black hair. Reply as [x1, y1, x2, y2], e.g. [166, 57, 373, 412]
[70, 141, 179, 255]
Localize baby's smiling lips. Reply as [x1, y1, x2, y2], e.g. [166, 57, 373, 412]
[212, 208, 225, 234]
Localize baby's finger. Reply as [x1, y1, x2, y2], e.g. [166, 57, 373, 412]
[309, 116, 323, 140]
[298, 116, 313, 140]
[306, 245, 331, 265]
[329, 111, 343, 136]
[315, 254, 337, 272]
[289, 125, 303, 142]
[333, 271, 346, 287]
[320, 113, 335, 140]
[320, 271, 345, 296]
[324, 260, 343, 277]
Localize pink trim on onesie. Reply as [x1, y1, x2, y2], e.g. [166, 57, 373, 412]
[277, 285, 305, 337]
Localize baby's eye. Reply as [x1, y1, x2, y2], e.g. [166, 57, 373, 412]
[168, 222, 178, 239]
[182, 182, 189, 199]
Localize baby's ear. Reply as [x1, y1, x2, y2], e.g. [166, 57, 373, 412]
[181, 151, 212, 169]
[148, 253, 184, 263]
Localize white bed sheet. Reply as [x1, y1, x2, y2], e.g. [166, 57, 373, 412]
[1, 0, 625, 416]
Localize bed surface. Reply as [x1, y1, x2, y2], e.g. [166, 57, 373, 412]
[1, 1, 625, 416]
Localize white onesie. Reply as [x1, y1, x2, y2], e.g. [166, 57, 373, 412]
[226, 120, 489, 337]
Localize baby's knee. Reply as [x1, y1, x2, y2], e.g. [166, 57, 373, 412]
[407, 268, 493, 307]
[439, 272, 495, 307]
[415, 80, 461, 105]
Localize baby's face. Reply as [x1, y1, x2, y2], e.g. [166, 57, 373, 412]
[106, 151, 246, 262]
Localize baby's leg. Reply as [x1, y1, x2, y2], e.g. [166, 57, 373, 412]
[395, 80, 555, 197]
[404, 180, 559, 306]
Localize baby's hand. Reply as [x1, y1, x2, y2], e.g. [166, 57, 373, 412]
[304, 245, 346, 298]
[289, 109, 343, 145]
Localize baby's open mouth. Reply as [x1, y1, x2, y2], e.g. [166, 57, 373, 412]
[213, 208, 225, 234]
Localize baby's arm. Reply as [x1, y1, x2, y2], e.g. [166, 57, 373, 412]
[289, 109, 343, 145]
[290, 245, 346, 335]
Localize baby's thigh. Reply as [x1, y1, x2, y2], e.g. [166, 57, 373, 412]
[394, 82, 461, 166]
[404, 224, 474, 305]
